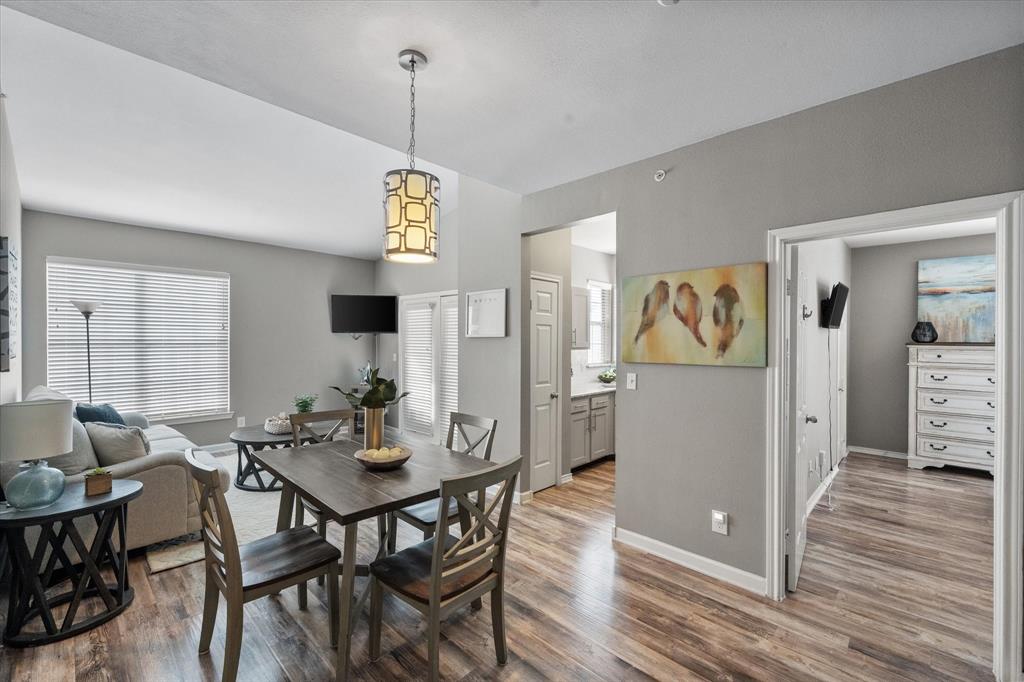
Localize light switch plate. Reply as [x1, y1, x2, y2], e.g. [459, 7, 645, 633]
[712, 510, 729, 536]
[626, 373, 637, 390]
[237, 416, 246, 427]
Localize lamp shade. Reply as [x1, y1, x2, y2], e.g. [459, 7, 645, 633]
[383, 169, 439, 263]
[0, 399, 74, 462]
[70, 299, 101, 316]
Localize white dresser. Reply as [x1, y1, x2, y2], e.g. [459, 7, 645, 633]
[907, 344, 996, 473]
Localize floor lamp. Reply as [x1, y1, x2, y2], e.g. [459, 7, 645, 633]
[70, 300, 100, 403]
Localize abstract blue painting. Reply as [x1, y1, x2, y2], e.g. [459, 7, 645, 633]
[917, 254, 995, 343]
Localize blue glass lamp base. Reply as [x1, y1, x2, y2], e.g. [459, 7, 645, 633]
[6, 461, 66, 510]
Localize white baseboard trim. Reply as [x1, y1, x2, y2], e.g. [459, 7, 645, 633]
[806, 465, 841, 517]
[612, 526, 767, 596]
[848, 445, 907, 460]
[514, 490, 533, 505]
[558, 473, 573, 485]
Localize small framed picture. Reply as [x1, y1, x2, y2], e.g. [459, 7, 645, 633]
[466, 289, 506, 338]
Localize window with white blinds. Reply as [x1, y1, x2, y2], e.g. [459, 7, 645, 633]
[399, 292, 458, 445]
[587, 281, 614, 366]
[46, 258, 230, 422]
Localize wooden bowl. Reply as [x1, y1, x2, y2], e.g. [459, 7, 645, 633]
[354, 446, 413, 471]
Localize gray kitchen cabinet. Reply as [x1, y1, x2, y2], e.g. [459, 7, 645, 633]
[569, 392, 615, 469]
[569, 398, 591, 468]
[571, 287, 590, 350]
[589, 394, 614, 460]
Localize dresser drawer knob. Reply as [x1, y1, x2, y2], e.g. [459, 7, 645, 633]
[928, 421, 947, 428]
[929, 398, 948, 405]
[936, 353, 943, 358]
[930, 375, 948, 382]
[929, 444, 947, 451]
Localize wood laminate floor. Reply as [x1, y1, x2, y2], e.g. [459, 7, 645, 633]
[0, 453, 993, 680]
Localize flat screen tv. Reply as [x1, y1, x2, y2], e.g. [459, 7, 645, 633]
[820, 282, 849, 329]
[330, 295, 398, 334]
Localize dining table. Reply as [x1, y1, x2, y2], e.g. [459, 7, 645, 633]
[252, 431, 499, 681]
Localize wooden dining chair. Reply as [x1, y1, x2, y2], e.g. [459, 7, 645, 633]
[185, 450, 341, 682]
[289, 409, 356, 584]
[368, 455, 522, 681]
[393, 413, 498, 543]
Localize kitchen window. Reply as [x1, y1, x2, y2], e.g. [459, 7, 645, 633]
[587, 280, 613, 366]
[399, 291, 458, 444]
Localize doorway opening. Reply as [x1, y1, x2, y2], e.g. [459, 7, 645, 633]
[522, 212, 617, 498]
[766, 192, 1023, 679]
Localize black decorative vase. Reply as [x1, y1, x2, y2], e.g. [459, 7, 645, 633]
[911, 321, 938, 343]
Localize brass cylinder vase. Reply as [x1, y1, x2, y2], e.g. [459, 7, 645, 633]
[364, 408, 384, 450]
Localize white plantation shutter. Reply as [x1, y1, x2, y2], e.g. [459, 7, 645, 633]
[399, 292, 458, 445]
[438, 294, 459, 445]
[46, 258, 230, 421]
[588, 281, 613, 366]
[400, 299, 436, 437]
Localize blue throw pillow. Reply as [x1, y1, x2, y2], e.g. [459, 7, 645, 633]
[75, 403, 126, 426]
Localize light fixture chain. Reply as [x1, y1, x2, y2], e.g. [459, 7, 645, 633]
[408, 56, 416, 169]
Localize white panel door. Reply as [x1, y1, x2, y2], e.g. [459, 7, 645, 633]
[530, 277, 560, 492]
[786, 250, 810, 591]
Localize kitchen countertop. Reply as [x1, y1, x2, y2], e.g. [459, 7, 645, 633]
[571, 381, 616, 398]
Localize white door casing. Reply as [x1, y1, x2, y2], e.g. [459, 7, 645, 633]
[530, 275, 560, 493]
[785, 249, 810, 591]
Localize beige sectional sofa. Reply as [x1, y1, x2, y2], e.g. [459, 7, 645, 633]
[1, 386, 230, 551]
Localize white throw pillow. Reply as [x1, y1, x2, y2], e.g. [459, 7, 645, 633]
[85, 422, 151, 466]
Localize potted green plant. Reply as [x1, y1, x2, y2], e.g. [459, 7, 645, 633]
[293, 394, 318, 413]
[332, 368, 408, 450]
[85, 466, 112, 496]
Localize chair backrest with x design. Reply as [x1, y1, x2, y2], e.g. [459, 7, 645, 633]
[289, 409, 356, 448]
[446, 412, 498, 461]
[429, 456, 521, 602]
[185, 449, 243, 596]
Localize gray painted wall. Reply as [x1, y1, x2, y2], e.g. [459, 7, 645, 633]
[848, 233, 996, 454]
[796, 238, 851, 501]
[455, 176, 525, 482]
[0, 96, 22, 404]
[21, 210, 377, 445]
[517, 46, 1023, 576]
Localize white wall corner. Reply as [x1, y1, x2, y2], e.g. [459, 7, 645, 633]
[613, 526, 767, 596]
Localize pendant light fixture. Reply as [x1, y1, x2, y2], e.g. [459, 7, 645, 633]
[383, 49, 439, 263]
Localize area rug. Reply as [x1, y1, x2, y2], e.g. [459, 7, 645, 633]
[146, 484, 283, 573]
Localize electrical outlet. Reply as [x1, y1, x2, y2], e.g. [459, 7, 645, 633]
[626, 373, 637, 390]
[237, 416, 246, 428]
[712, 510, 729, 536]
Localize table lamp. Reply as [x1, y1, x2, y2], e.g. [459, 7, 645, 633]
[0, 399, 73, 510]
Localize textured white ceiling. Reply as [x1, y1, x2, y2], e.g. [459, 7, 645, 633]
[4, 0, 1022, 196]
[0, 8, 458, 260]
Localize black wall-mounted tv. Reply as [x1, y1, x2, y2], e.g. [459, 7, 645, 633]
[820, 282, 849, 329]
[330, 295, 398, 334]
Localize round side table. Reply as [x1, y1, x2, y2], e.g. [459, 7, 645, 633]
[229, 426, 295, 491]
[1, 479, 143, 646]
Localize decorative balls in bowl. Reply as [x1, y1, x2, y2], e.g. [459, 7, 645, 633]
[598, 368, 616, 384]
[355, 445, 412, 471]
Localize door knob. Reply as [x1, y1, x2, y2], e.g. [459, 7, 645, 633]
[805, 415, 818, 424]
[550, 392, 559, 399]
